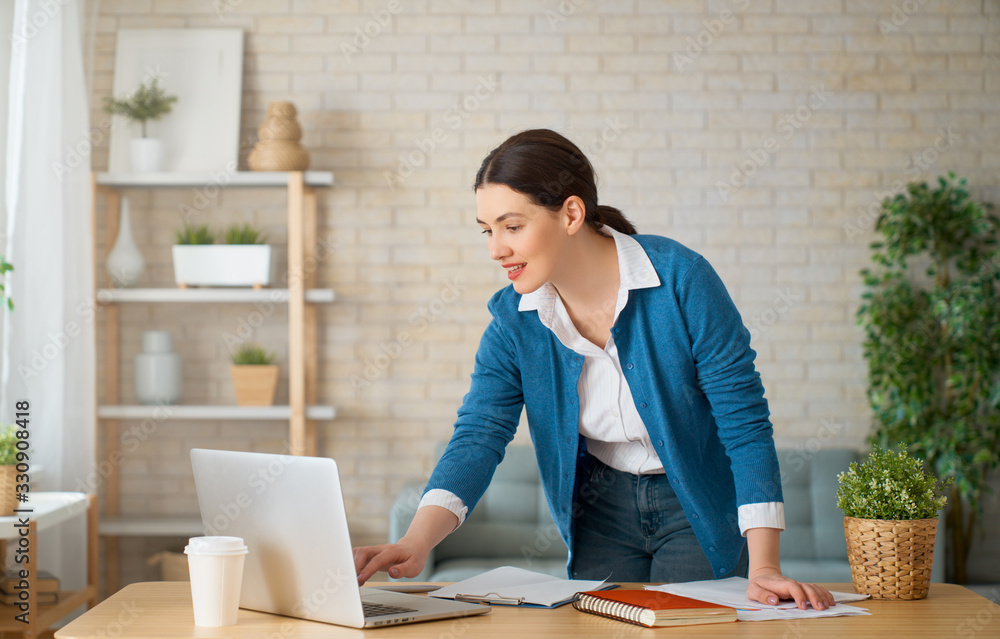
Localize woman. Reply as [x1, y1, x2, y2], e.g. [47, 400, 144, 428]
[354, 129, 834, 610]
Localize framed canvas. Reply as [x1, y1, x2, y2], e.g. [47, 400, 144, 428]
[108, 29, 244, 173]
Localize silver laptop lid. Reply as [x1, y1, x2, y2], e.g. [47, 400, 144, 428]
[190, 449, 367, 628]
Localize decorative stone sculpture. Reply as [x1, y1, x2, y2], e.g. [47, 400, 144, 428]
[247, 101, 310, 171]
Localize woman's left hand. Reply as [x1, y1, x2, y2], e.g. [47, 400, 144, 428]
[747, 568, 836, 610]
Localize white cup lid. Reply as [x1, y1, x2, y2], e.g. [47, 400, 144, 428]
[184, 536, 248, 556]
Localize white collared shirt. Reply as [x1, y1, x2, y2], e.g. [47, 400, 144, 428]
[421, 228, 784, 535]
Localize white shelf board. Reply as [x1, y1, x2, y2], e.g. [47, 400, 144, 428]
[0, 492, 89, 540]
[98, 405, 336, 420]
[98, 288, 335, 303]
[100, 515, 204, 537]
[96, 171, 334, 188]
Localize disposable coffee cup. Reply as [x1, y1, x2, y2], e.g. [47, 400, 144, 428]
[184, 536, 249, 627]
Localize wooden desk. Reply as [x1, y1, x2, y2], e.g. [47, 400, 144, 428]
[55, 581, 1000, 638]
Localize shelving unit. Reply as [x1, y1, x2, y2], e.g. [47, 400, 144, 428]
[91, 171, 334, 595]
[0, 493, 98, 639]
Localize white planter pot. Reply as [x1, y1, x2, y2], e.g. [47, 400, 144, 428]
[172, 245, 272, 287]
[130, 137, 165, 173]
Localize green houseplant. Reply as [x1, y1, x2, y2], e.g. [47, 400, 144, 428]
[857, 173, 1000, 583]
[0, 254, 13, 310]
[172, 222, 272, 288]
[223, 223, 268, 246]
[0, 425, 25, 516]
[104, 78, 178, 172]
[229, 343, 279, 407]
[837, 445, 950, 599]
[175, 224, 215, 246]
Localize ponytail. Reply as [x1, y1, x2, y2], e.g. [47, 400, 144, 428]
[475, 129, 638, 236]
[591, 204, 637, 236]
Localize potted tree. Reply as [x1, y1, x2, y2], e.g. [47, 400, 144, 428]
[172, 222, 271, 288]
[104, 77, 178, 173]
[857, 173, 1000, 583]
[837, 445, 950, 599]
[230, 343, 279, 407]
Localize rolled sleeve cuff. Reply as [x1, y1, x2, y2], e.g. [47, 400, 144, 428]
[418, 489, 469, 528]
[738, 501, 785, 536]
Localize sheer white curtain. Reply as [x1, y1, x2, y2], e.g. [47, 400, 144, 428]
[2, 0, 95, 597]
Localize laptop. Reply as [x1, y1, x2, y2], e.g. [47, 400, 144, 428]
[189, 448, 490, 628]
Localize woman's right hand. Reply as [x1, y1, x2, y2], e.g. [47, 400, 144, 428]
[353, 538, 430, 585]
[353, 504, 459, 585]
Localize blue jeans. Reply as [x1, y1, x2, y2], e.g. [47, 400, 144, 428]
[570, 453, 749, 582]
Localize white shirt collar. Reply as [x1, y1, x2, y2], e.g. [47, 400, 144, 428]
[518, 227, 660, 323]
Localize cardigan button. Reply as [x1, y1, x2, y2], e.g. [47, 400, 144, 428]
[641, 402, 648, 409]
[708, 546, 716, 552]
[691, 513, 700, 519]
[626, 363, 634, 370]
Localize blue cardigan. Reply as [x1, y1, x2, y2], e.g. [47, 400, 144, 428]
[424, 233, 783, 577]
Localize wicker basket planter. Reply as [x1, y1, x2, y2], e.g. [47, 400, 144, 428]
[0, 465, 18, 516]
[844, 515, 938, 600]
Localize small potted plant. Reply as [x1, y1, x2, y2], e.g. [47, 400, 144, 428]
[222, 223, 272, 288]
[837, 445, 950, 600]
[0, 425, 24, 516]
[172, 222, 271, 288]
[104, 77, 178, 173]
[230, 343, 279, 407]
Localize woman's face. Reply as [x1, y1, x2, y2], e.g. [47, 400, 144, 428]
[476, 183, 568, 295]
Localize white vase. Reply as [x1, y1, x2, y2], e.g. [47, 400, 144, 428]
[106, 196, 145, 287]
[129, 137, 164, 173]
[134, 330, 182, 405]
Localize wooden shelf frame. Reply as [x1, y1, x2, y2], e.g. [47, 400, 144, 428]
[0, 493, 98, 639]
[92, 171, 332, 595]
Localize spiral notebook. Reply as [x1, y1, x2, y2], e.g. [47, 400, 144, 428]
[573, 589, 737, 628]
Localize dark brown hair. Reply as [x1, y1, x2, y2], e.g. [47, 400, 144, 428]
[474, 129, 637, 235]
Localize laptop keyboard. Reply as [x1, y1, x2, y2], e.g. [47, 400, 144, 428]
[363, 602, 418, 618]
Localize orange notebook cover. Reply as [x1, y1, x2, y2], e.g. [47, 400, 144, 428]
[573, 589, 738, 628]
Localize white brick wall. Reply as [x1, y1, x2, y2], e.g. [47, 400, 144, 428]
[88, 0, 1000, 583]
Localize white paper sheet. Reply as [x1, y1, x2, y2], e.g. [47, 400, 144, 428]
[646, 577, 871, 620]
[428, 566, 607, 608]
